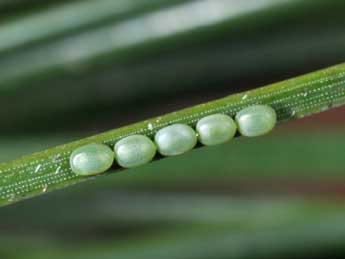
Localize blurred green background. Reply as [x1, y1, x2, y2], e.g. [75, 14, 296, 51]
[1, 0, 345, 258]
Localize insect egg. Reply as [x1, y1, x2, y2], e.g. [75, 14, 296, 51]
[235, 104, 277, 137]
[196, 113, 237, 146]
[70, 143, 114, 176]
[114, 135, 156, 168]
[154, 124, 197, 156]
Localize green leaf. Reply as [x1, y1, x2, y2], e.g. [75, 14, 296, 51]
[1, 63, 345, 206]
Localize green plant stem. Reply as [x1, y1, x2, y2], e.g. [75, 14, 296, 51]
[1, 63, 345, 206]
[0, 131, 344, 177]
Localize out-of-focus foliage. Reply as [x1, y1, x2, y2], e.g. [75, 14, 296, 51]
[2, 194, 345, 259]
[0, 0, 345, 132]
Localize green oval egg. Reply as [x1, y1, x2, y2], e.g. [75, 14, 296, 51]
[70, 143, 114, 176]
[235, 105, 277, 137]
[114, 135, 156, 168]
[154, 124, 197, 156]
[196, 113, 237, 146]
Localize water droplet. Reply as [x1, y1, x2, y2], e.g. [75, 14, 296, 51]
[42, 184, 48, 193]
[52, 154, 61, 162]
[34, 164, 42, 173]
[147, 123, 154, 130]
[55, 166, 61, 174]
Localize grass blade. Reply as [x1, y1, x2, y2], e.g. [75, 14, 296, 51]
[0, 63, 345, 206]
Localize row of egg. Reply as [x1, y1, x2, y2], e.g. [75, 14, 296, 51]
[70, 105, 277, 176]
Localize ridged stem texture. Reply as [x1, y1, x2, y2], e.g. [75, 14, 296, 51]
[1, 63, 345, 206]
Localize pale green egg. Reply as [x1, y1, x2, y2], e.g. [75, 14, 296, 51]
[70, 143, 114, 176]
[114, 135, 156, 168]
[235, 105, 277, 137]
[196, 113, 237, 146]
[154, 124, 197, 156]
